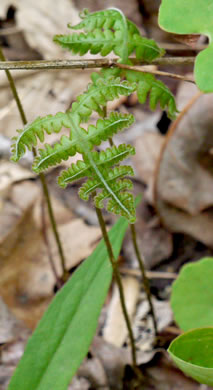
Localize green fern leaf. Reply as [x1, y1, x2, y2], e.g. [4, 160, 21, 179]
[58, 144, 135, 188]
[95, 181, 135, 223]
[54, 9, 164, 63]
[125, 70, 178, 119]
[79, 167, 134, 201]
[94, 178, 133, 206]
[107, 192, 135, 222]
[132, 35, 165, 62]
[11, 78, 135, 163]
[11, 113, 71, 162]
[67, 76, 136, 123]
[68, 9, 139, 35]
[33, 113, 135, 172]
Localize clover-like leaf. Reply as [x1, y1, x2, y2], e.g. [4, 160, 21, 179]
[171, 257, 213, 331]
[159, 0, 213, 92]
[169, 328, 213, 386]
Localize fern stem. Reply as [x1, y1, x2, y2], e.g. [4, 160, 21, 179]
[0, 47, 67, 283]
[39, 172, 68, 281]
[104, 106, 157, 334]
[99, 104, 137, 367]
[95, 208, 145, 376]
[0, 50, 27, 124]
[0, 56, 195, 71]
[130, 224, 157, 335]
[95, 206, 137, 368]
[41, 198, 62, 289]
[108, 8, 129, 64]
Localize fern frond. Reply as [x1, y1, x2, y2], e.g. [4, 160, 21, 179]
[11, 78, 135, 163]
[11, 112, 71, 162]
[95, 182, 135, 223]
[54, 9, 164, 63]
[68, 9, 140, 35]
[54, 30, 118, 57]
[125, 70, 178, 119]
[58, 144, 135, 188]
[33, 113, 135, 172]
[132, 35, 165, 62]
[72, 80, 136, 123]
[92, 69, 177, 119]
[79, 166, 134, 201]
[54, 30, 164, 63]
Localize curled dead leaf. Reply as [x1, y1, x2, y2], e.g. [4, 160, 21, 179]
[154, 92, 213, 247]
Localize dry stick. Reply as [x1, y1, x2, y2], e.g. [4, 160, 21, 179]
[0, 47, 67, 283]
[95, 206, 138, 369]
[120, 267, 177, 280]
[130, 224, 158, 335]
[117, 63, 195, 83]
[0, 56, 195, 71]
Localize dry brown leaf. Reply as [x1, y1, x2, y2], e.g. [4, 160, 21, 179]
[154, 92, 213, 247]
[0, 180, 40, 259]
[0, 162, 34, 199]
[103, 276, 140, 347]
[176, 77, 199, 111]
[33, 194, 74, 229]
[134, 296, 173, 351]
[0, 209, 101, 328]
[173, 34, 201, 48]
[91, 336, 157, 389]
[0, 0, 79, 59]
[78, 356, 109, 390]
[133, 132, 165, 204]
[143, 353, 212, 390]
[0, 69, 91, 140]
[0, 297, 27, 344]
[123, 198, 173, 269]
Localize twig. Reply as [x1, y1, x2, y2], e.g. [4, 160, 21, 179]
[0, 47, 67, 283]
[95, 206, 138, 369]
[159, 42, 207, 51]
[0, 56, 195, 71]
[117, 63, 195, 83]
[120, 267, 177, 279]
[130, 224, 158, 335]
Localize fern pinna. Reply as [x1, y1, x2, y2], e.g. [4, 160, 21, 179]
[54, 8, 177, 119]
[11, 76, 137, 223]
[11, 8, 178, 222]
[54, 8, 164, 64]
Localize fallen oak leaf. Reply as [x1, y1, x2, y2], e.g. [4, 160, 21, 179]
[154, 91, 213, 247]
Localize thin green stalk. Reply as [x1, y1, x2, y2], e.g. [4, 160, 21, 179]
[130, 224, 157, 335]
[95, 206, 138, 369]
[103, 104, 157, 334]
[0, 46, 67, 282]
[39, 171, 68, 281]
[100, 105, 138, 368]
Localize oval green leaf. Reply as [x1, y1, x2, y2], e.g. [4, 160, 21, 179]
[158, 0, 213, 92]
[169, 328, 213, 386]
[8, 215, 129, 390]
[171, 257, 213, 331]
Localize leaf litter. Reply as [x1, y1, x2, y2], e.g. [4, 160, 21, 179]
[1, 0, 213, 389]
